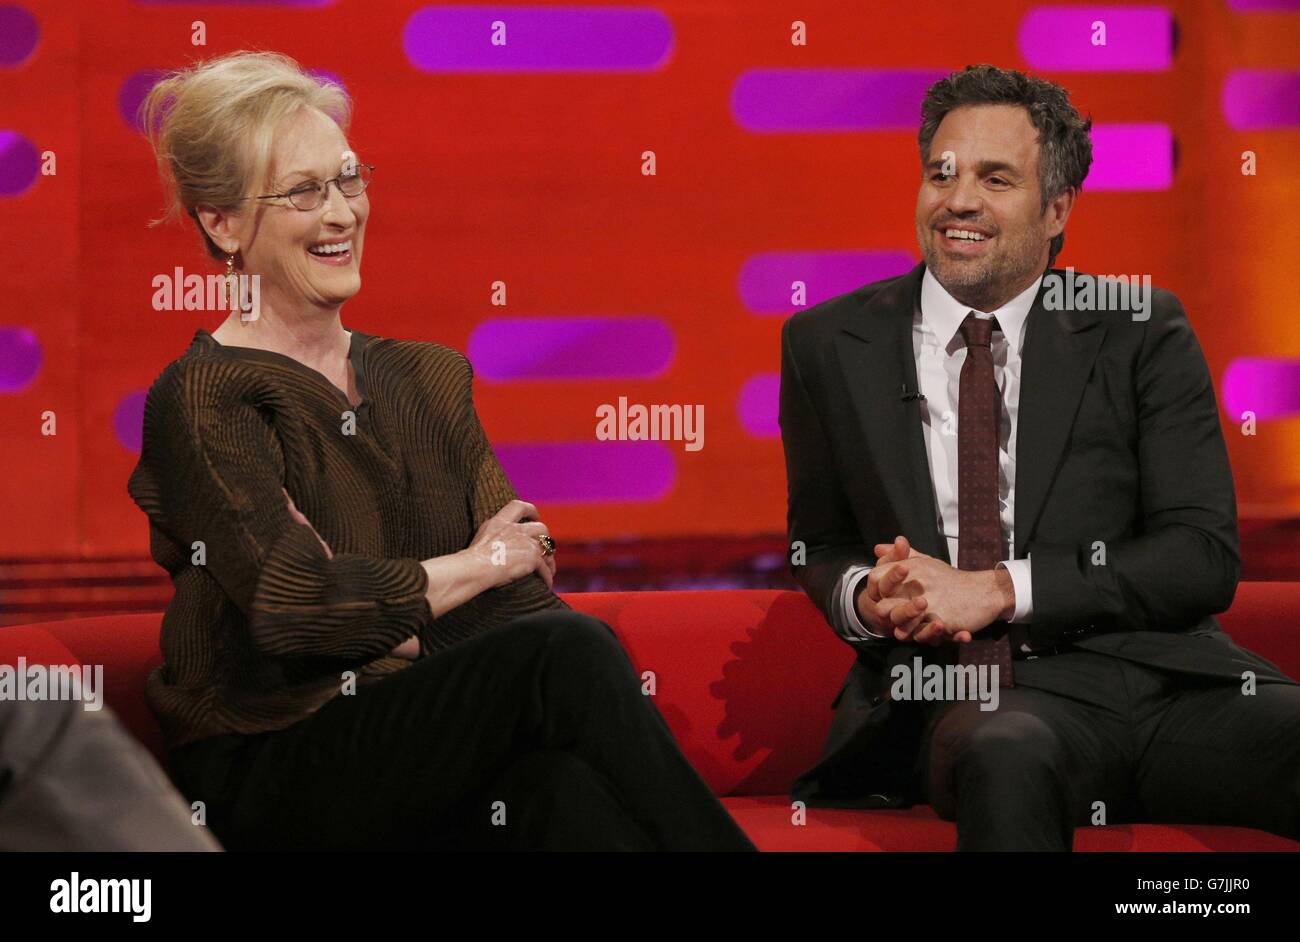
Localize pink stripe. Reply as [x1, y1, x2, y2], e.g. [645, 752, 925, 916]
[1019, 6, 1173, 71]
[1222, 70, 1300, 131]
[1088, 124, 1174, 191]
[738, 374, 780, 439]
[1223, 359, 1300, 422]
[496, 442, 676, 504]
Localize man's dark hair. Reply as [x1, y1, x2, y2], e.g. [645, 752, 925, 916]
[918, 64, 1093, 267]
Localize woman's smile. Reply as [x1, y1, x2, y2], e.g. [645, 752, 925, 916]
[307, 236, 354, 266]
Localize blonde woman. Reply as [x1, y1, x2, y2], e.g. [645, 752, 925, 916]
[128, 51, 754, 851]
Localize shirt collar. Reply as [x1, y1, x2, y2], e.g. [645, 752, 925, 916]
[920, 266, 1043, 356]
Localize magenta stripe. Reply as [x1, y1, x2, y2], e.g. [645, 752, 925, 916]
[469, 317, 673, 381]
[1087, 124, 1174, 190]
[0, 325, 42, 392]
[114, 390, 147, 453]
[739, 251, 916, 315]
[0, 5, 40, 67]
[737, 374, 780, 439]
[136, 1, 336, 5]
[308, 69, 348, 95]
[1227, 0, 1300, 9]
[496, 442, 675, 503]
[1222, 70, 1300, 130]
[404, 6, 673, 73]
[1018, 6, 1173, 71]
[121, 68, 344, 131]
[1222, 359, 1300, 422]
[118, 70, 166, 131]
[731, 69, 947, 132]
[0, 130, 39, 197]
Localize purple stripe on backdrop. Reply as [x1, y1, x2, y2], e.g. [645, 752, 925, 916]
[404, 6, 674, 73]
[0, 5, 40, 67]
[1018, 6, 1173, 71]
[1227, 0, 1300, 9]
[307, 69, 347, 94]
[468, 317, 674, 380]
[1222, 71, 1300, 130]
[739, 251, 916, 315]
[118, 70, 166, 132]
[114, 391, 148, 453]
[496, 442, 676, 504]
[731, 69, 947, 132]
[1087, 124, 1174, 190]
[1222, 359, 1300, 422]
[120, 69, 346, 132]
[0, 326, 42, 393]
[135, 1, 336, 6]
[0, 130, 40, 197]
[737, 374, 780, 439]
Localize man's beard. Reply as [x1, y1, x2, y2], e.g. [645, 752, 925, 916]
[919, 226, 1044, 312]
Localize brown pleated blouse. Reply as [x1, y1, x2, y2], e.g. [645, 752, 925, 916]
[127, 327, 565, 749]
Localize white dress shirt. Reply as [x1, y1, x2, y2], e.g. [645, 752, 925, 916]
[833, 267, 1042, 641]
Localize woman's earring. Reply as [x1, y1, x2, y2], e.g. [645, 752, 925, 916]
[223, 253, 254, 325]
[223, 254, 238, 312]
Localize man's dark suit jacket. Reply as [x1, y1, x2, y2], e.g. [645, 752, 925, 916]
[781, 261, 1295, 808]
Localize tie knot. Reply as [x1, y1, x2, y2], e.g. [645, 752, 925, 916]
[959, 312, 1000, 348]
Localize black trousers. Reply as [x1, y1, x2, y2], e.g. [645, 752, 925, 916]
[918, 650, 1300, 851]
[168, 610, 756, 851]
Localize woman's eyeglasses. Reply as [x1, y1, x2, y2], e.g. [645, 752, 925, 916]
[245, 164, 374, 212]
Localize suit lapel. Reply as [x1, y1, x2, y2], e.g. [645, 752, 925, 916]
[835, 263, 947, 559]
[835, 263, 1111, 561]
[1013, 272, 1108, 552]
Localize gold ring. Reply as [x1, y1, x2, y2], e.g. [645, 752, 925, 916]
[536, 535, 556, 557]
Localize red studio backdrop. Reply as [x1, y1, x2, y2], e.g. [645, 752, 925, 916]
[1, 0, 1297, 559]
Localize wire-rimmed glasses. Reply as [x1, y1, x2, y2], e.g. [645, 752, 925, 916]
[246, 164, 374, 211]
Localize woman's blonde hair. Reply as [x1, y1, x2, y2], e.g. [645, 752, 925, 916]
[140, 50, 352, 261]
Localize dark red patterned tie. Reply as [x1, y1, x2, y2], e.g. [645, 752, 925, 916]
[955, 313, 1012, 686]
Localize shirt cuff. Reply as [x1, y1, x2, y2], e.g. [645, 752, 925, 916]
[834, 564, 890, 641]
[997, 558, 1033, 623]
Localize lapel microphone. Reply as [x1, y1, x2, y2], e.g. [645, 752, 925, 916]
[900, 385, 927, 403]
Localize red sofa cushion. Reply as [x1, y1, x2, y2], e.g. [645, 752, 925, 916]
[3, 583, 1297, 851]
[1210, 582, 1300, 677]
[40, 613, 168, 760]
[0, 624, 83, 670]
[566, 590, 845, 797]
[721, 797, 1300, 852]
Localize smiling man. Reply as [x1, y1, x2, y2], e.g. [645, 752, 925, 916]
[780, 64, 1300, 850]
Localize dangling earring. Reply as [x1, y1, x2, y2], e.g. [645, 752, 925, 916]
[225, 253, 254, 325]
[223, 254, 239, 318]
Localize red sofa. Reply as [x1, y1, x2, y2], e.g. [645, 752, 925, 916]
[4, 584, 1299, 851]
